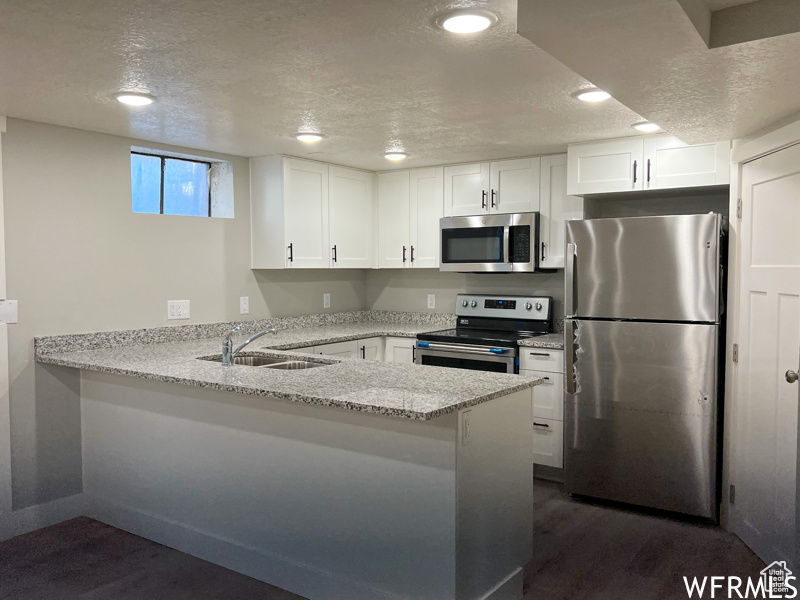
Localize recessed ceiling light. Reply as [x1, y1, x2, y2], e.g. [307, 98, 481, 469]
[384, 152, 407, 161]
[114, 92, 154, 106]
[436, 9, 497, 34]
[633, 122, 662, 133]
[296, 133, 323, 143]
[575, 88, 612, 103]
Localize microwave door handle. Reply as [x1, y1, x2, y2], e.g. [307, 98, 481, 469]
[504, 226, 511, 265]
[565, 242, 577, 316]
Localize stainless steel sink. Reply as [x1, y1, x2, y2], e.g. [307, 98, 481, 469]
[201, 355, 288, 367]
[264, 360, 325, 370]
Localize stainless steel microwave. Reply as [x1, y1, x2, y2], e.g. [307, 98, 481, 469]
[439, 212, 550, 273]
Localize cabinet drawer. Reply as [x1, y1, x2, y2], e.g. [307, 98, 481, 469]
[532, 418, 563, 468]
[520, 348, 563, 373]
[522, 370, 564, 421]
[316, 340, 358, 358]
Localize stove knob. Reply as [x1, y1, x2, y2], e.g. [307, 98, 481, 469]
[536, 302, 543, 311]
[462, 300, 469, 307]
[525, 302, 532, 310]
[470, 300, 477, 308]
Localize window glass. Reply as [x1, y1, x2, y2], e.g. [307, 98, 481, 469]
[131, 153, 161, 214]
[163, 158, 210, 217]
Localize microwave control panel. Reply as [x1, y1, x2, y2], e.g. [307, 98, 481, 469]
[509, 225, 531, 263]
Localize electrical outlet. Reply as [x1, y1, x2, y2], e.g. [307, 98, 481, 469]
[427, 294, 436, 309]
[323, 293, 331, 309]
[461, 410, 472, 446]
[240, 296, 250, 315]
[167, 300, 190, 320]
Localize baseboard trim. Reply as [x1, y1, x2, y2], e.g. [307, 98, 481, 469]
[0, 492, 87, 541]
[479, 567, 524, 600]
[85, 494, 406, 600]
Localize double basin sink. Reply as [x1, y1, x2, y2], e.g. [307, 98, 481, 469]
[201, 355, 326, 370]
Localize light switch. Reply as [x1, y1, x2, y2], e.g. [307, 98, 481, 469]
[168, 300, 190, 320]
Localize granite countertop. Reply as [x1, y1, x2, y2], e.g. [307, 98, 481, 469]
[518, 333, 564, 349]
[35, 321, 543, 421]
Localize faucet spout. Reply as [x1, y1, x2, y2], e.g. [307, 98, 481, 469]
[221, 325, 278, 366]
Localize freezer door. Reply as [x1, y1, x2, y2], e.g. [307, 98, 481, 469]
[565, 214, 722, 322]
[564, 319, 719, 519]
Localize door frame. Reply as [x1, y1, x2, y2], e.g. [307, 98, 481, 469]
[724, 118, 800, 549]
[0, 116, 9, 517]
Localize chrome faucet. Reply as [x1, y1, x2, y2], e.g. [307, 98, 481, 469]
[221, 323, 278, 366]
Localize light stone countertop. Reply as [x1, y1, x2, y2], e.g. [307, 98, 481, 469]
[36, 321, 544, 421]
[517, 333, 564, 349]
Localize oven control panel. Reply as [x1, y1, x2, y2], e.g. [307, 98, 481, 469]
[455, 294, 551, 320]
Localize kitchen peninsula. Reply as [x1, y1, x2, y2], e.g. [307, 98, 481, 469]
[35, 312, 546, 600]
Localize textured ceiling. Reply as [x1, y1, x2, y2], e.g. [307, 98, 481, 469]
[518, 0, 800, 145]
[0, 0, 649, 170]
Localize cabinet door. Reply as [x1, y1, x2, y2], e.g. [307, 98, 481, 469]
[643, 137, 730, 190]
[532, 418, 564, 468]
[567, 138, 644, 195]
[409, 167, 444, 268]
[284, 158, 329, 268]
[539, 155, 583, 269]
[329, 166, 375, 269]
[489, 157, 540, 214]
[317, 340, 358, 358]
[356, 337, 384, 361]
[377, 171, 411, 269]
[443, 163, 490, 216]
[384, 337, 416, 364]
[522, 369, 564, 421]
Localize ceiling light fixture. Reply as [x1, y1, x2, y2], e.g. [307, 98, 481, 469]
[114, 92, 154, 106]
[575, 88, 611, 103]
[633, 122, 662, 133]
[436, 9, 497, 34]
[384, 152, 407, 161]
[295, 133, 324, 143]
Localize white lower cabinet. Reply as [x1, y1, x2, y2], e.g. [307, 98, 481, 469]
[519, 348, 564, 373]
[294, 346, 317, 355]
[522, 369, 564, 421]
[384, 337, 416, 364]
[532, 418, 564, 469]
[316, 340, 359, 358]
[357, 337, 384, 361]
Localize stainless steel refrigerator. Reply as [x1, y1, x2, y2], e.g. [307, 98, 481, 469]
[564, 213, 726, 520]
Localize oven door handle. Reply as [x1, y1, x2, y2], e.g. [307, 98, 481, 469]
[416, 342, 510, 356]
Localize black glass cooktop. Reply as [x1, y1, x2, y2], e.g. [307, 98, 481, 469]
[417, 328, 545, 349]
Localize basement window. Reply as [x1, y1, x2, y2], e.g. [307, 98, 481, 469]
[130, 148, 234, 218]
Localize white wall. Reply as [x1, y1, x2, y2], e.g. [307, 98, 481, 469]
[3, 119, 367, 509]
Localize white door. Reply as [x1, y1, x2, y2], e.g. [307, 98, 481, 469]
[317, 340, 359, 358]
[443, 163, 489, 217]
[731, 143, 800, 570]
[643, 136, 730, 190]
[283, 158, 329, 268]
[377, 171, 410, 269]
[328, 166, 374, 268]
[539, 155, 583, 269]
[409, 167, 443, 269]
[384, 338, 416, 364]
[567, 138, 644, 195]
[489, 157, 540, 214]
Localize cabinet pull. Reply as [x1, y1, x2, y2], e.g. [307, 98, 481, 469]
[491, 189, 497, 208]
[541, 242, 546, 262]
[647, 159, 651, 183]
[361, 345, 366, 359]
[402, 246, 407, 263]
[542, 376, 550, 380]
[481, 190, 487, 209]
[529, 352, 551, 357]
[412, 345, 416, 362]
[332, 245, 337, 263]
[633, 160, 638, 184]
[288, 243, 293, 262]
[533, 422, 550, 429]
[410, 245, 415, 263]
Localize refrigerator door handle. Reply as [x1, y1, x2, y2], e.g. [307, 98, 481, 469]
[565, 242, 577, 316]
[565, 319, 576, 394]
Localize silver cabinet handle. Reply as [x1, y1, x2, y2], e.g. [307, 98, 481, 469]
[529, 352, 551, 357]
[787, 370, 799, 384]
[565, 242, 577, 317]
[533, 422, 550, 429]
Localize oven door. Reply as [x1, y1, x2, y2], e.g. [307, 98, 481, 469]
[415, 342, 517, 374]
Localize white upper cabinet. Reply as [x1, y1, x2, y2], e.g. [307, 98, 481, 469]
[643, 137, 730, 190]
[567, 137, 644, 196]
[444, 163, 490, 216]
[539, 155, 583, 269]
[445, 159, 540, 216]
[567, 135, 731, 196]
[329, 166, 375, 268]
[409, 167, 443, 268]
[489, 157, 540, 214]
[377, 171, 411, 269]
[377, 167, 443, 269]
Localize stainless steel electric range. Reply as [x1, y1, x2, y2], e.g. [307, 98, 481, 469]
[415, 294, 553, 374]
